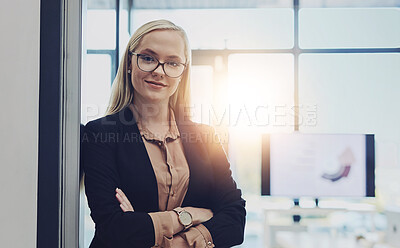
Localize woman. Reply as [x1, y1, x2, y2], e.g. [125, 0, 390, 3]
[82, 20, 246, 248]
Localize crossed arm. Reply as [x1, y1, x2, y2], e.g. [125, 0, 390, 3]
[83, 121, 245, 247]
[115, 188, 213, 247]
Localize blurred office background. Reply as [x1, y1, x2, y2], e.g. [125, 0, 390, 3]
[80, 0, 400, 247]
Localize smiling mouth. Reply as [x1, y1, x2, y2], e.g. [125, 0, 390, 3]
[145, 80, 167, 87]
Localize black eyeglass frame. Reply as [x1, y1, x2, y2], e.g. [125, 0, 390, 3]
[130, 52, 187, 78]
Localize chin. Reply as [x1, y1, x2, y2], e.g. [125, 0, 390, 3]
[143, 94, 168, 104]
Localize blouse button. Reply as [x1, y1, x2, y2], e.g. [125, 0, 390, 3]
[207, 241, 212, 246]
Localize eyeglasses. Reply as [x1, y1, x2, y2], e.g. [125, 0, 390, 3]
[130, 52, 186, 78]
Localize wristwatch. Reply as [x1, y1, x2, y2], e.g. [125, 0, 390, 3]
[173, 207, 193, 230]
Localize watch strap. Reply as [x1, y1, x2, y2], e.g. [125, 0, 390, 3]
[173, 207, 193, 230]
[173, 207, 185, 215]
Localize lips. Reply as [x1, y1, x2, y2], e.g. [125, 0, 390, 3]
[145, 80, 167, 87]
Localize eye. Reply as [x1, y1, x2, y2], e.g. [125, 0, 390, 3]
[166, 61, 180, 68]
[139, 54, 156, 63]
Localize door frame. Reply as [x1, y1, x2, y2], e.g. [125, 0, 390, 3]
[37, 0, 82, 247]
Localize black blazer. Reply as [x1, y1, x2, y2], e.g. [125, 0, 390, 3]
[82, 106, 246, 248]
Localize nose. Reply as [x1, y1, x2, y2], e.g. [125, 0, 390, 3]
[152, 63, 165, 76]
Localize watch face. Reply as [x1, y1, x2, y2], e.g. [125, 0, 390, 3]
[179, 211, 192, 226]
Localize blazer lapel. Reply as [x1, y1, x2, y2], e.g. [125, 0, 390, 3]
[178, 122, 213, 208]
[117, 106, 159, 212]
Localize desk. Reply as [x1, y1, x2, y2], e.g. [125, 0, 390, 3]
[263, 204, 378, 248]
[270, 232, 398, 248]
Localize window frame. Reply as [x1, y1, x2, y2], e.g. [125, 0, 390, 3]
[43, 1, 400, 247]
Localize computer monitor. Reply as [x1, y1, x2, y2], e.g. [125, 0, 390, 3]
[261, 133, 375, 197]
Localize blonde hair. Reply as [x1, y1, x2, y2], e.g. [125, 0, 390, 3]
[105, 19, 192, 120]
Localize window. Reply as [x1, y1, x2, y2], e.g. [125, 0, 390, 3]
[81, 1, 400, 247]
[299, 8, 400, 48]
[131, 8, 294, 49]
[80, 1, 123, 246]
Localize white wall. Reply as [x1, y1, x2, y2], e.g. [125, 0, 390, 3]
[0, 0, 40, 247]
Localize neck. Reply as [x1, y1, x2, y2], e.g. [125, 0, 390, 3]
[132, 97, 169, 125]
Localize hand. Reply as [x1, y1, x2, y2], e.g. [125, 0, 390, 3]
[115, 188, 134, 212]
[183, 207, 213, 226]
[172, 234, 189, 248]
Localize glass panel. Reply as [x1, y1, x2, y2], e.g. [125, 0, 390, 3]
[299, 8, 400, 48]
[87, 10, 116, 49]
[227, 54, 295, 134]
[81, 53, 113, 246]
[300, 0, 400, 8]
[190, 65, 214, 124]
[88, 0, 116, 9]
[132, 0, 293, 8]
[227, 53, 294, 193]
[81, 54, 112, 124]
[119, 0, 130, 61]
[131, 8, 294, 49]
[299, 53, 400, 206]
[226, 54, 294, 247]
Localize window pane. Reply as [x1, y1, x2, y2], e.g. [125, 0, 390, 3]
[300, 0, 400, 8]
[119, 0, 131, 61]
[299, 8, 400, 48]
[132, 9, 294, 49]
[227, 54, 295, 133]
[227, 54, 294, 195]
[87, 10, 116, 49]
[299, 53, 400, 136]
[88, 0, 115, 9]
[190, 65, 214, 124]
[132, 0, 293, 8]
[299, 53, 400, 205]
[81, 54, 112, 124]
[225, 54, 294, 247]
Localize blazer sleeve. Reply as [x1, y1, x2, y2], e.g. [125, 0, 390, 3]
[201, 126, 246, 247]
[82, 120, 155, 248]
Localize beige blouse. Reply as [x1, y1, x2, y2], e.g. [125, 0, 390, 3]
[129, 104, 215, 248]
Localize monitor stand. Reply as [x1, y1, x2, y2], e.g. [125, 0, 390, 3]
[292, 198, 320, 223]
[292, 198, 301, 223]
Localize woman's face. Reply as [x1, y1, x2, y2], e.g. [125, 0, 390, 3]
[129, 30, 186, 105]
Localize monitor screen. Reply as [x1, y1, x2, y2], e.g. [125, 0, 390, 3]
[261, 133, 375, 197]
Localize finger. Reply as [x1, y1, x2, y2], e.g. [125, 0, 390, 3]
[120, 203, 128, 212]
[116, 189, 134, 210]
[115, 192, 124, 204]
[116, 192, 135, 212]
[116, 192, 131, 210]
[116, 193, 132, 213]
[115, 189, 129, 205]
[117, 195, 131, 212]
[117, 188, 131, 204]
